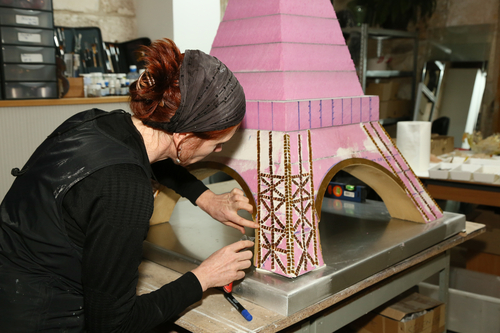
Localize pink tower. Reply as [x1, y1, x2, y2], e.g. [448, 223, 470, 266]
[188, 0, 443, 278]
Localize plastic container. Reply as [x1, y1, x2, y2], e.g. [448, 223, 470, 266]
[1, 45, 56, 64]
[449, 164, 481, 181]
[127, 65, 139, 82]
[3, 63, 56, 81]
[4, 81, 57, 99]
[0, 0, 53, 11]
[0, 8, 53, 28]
[428, 162, 455, 179]
[472, 165, 500, 183]
[1, 26, 55, 46]
[467, 158, 500, 166]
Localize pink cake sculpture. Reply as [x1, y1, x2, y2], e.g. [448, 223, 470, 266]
[187, 0, 443, 278]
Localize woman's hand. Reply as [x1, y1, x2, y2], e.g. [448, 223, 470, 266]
[191, 240, 254, 291]
[196, 188, 259, 233]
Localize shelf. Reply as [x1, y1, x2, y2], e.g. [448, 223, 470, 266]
[342, 27, 418, 39]
[342, 24, 418, 122]
[379, 116, 411, 126]
[0, 96, 129, 108]
[367, 70, 414, 78]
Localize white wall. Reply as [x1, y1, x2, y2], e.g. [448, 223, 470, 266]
[0, 102, 131, 199]
[172, 0, 220, 53]
[134, 0, 220, 54]
[134, 0, 174, 44]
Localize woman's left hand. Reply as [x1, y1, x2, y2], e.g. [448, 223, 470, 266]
[196, 188, 258, 233]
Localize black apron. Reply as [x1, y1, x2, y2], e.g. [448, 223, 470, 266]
[0, 109, 150, 332]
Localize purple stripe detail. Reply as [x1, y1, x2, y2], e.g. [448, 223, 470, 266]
[332, 99, 334, 126]
[342, 99, 344, 125]
[308, 100, 311, 128]
[369, 97, 372, 120]
[320, 100, 323, 127]
[298, 101, 300, 130]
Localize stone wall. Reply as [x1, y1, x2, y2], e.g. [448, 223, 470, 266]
[53, 0, 137, 43]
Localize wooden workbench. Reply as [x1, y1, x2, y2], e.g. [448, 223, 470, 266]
[421, 177, 500, 208]
[137, 221, 484, 333]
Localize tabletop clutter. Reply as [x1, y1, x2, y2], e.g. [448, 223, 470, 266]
[394, 121, 500, 183]
[53, 26, 149, 99]
[428, 132, 500, 183]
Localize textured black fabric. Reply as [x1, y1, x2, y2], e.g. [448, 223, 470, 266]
[151, 158, 208, 204]
[144, 49, 246, 133]
[64, 164, 201, 332]
[0, 109, 204, 332]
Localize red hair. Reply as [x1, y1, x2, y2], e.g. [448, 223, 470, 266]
[129, 38, 184, 123]
[129, 38, 242, 145]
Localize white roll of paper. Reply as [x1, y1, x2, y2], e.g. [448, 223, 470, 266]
[396, 121, 431, 175]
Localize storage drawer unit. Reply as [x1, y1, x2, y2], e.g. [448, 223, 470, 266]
[0, 0, 52, 11]
[3, 63, 56, 81]
[4, 81, 57, 99]
[0, 8, 53, 28]
[0, 26, 54, 46]
[2, 45, 55, 63]
[1, 0, 56, 99]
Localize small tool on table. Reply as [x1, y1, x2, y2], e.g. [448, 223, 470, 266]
[220, 235, 255, 322]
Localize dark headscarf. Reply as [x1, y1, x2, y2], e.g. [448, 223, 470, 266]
[144, 50, 245, 133]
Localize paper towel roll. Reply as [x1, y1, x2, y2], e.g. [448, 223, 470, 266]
[396, 121, 431, 175]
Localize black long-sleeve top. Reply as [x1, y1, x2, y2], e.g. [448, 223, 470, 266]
[61, 113, 208, 332]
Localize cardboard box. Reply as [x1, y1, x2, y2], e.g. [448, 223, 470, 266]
[431, 135, 454, 156]
[379, 99, 412, 119]
[351, 293, 445, 333]
[64, 77, 84, 98]
[366, 81, 400, 101]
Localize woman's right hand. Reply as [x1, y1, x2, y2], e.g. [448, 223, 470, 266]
[191, 240, 254, 292]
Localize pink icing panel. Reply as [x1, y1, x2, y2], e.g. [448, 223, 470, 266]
[284, 102, 300, 131]
[222, 0, 280, 20]
[320, 99, 334, 127]
[298, 101, 311, 130]
[359, 96, 374, 122]
[351, 97, 362, 124]
[243, 102, 260, 129]
[281, 0, 337, 18]
[282, 72, 363, 100]
[369, 96, 379, 121]
[271, 102, 287, 131]
[236, 71, 363, 101]
[332, 99, 343, 126]
[212, 44, 355, 72]
[212, 16, 344, 47]
[281, 16, 346, 45]
[309, 100, 323, 129]
[257, 102, 274, 130]
[223, 0, 336, 20]
[246, 99, 370, 131]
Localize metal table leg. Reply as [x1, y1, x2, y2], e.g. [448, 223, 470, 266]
[288, 252, 450, 333]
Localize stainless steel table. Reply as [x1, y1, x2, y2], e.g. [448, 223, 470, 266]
[139, 181, 483, 332]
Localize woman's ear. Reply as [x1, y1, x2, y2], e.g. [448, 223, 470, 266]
[172, 133, 190, 148]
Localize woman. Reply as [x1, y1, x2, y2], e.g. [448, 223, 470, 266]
[0, 39, 258, 332]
